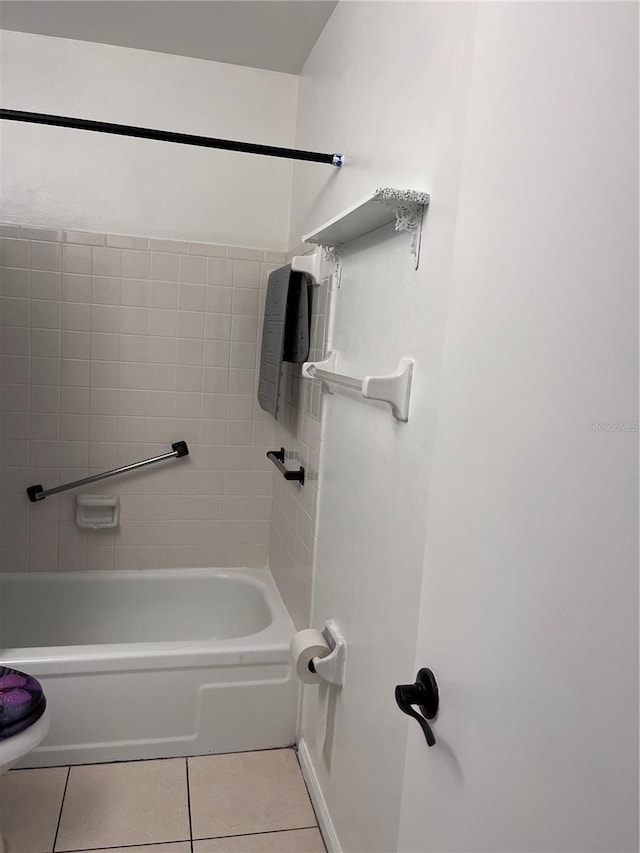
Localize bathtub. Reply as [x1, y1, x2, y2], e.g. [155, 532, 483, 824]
[0, 568, 298, 767]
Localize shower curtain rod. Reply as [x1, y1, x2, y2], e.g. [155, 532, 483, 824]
[0, 109, 343, 167]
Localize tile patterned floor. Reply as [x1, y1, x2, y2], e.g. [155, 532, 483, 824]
[0, 749, 326, 853]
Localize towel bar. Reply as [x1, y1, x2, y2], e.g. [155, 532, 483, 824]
[302, 352, 413, 422]
[26, 441, 189, 502]
[266, 448, 305, 485]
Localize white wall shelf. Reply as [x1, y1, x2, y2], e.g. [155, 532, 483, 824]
[301, 188, 430, 270]
[302, 351, 414, 422]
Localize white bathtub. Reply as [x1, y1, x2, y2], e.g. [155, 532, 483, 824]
[0, 568, 298, 767]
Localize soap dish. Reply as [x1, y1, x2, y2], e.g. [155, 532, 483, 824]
[76, 495, 120, 529]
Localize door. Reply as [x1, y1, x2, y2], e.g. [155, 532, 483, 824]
[397, 4, 638, 852]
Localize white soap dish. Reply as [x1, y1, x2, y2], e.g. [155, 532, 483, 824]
[76, 495, 120, 529]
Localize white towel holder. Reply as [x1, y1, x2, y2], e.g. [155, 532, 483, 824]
[291, 246, 324, 285]
[302, 351, 413, 422]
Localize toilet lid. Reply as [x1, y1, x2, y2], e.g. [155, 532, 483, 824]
[0, 667, 47, 740]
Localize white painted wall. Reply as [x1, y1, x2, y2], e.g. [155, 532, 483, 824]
[292, 3, 479, 851]
[0, 31, 298, 249]
[399, 3, 638, 851]
[292, 3, 638, 852]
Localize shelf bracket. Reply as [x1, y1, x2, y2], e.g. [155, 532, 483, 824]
[389, 203, 424, 270]
[323, 246, 343, 289]
[375, 189, 429, 270]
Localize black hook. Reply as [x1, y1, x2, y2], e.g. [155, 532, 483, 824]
[395, 668, 439, 747]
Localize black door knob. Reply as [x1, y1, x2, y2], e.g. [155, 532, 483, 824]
[395, 668, 439, 747]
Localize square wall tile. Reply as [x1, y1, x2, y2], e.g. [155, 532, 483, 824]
[206, 285, 232, 314]
[189, 749, 316, 839]
[233, 260, 260, 288]
[179, 282, 206, 311]
[179, 255, 206, 284]
[56, 758, 190, 851]
[120, 306, 149, 335]
[92, 246, 121, 276]
[1, 296, 29, 326]
[63, 243, 92, 274]
[2, 327, 30, 358]
[177, 310, 204, 339]
[31, 356, 60, 385]
[31, 270, 61, 301]
[62, 301, 91, 331]
[206, 258, 233, 285]
[121, 249, 150, 279]
[31, 299, 60, 329]
[0, 267, 29, 298]
[121, 278, 149, 306]
[62, 331, 91, 359]
[151, 253, 179, 281]
[62, 273, 91, 303]
[0, 237, 29, 268]
[232, 288, 259, 315]
[31, 240, 61, 271]
[231, 315, 258, 343]
[92, 276, 121, 305]
[149, 308, 176, 337]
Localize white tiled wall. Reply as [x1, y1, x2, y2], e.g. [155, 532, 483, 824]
[268, 252, 332, 628]
[0, 224, 285, 572]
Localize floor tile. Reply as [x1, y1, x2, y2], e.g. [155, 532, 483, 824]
[194, 828, 326, 853]
[55, 758, 189, 851]
[189, 749, 316, 839]
[0, 766, 68, 853]
[73, 846, 190, 853]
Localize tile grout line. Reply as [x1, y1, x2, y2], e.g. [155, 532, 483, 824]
[57, 825, 321, 852]
[185, 757, 194, 852]
[24, 744, 295, 771]
[193, 826, 320, 842]
[59, 825, 318, 853]
[54, 839, 191, 853]
[51, 765, 71, 853]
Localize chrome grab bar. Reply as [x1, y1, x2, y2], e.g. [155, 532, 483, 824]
[26, 441, 189, 503]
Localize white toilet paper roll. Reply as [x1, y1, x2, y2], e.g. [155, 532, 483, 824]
[290, 629, 330, 684]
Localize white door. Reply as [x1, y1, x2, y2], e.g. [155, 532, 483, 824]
[397, 4, 638, 852]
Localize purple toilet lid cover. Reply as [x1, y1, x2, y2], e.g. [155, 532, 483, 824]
[0, 666, 47, 740]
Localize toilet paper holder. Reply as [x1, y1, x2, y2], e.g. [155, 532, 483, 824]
[308, 620, 346, 686]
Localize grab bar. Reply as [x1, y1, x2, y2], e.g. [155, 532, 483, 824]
[266, 447, 305, 485]
[26, 441, 189, 502]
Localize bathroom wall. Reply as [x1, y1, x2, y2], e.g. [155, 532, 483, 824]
[267, 247, 332, 629]
[289, 2, 638, 853]
[398, 4, 638, 850]
[0, 30, 298, 250]
[0, 223, 284, 572]
[0, 29, 299, 575]
[289, 3, 478, 850]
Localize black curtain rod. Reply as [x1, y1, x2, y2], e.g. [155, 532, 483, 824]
[0, 109, 343, 167]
